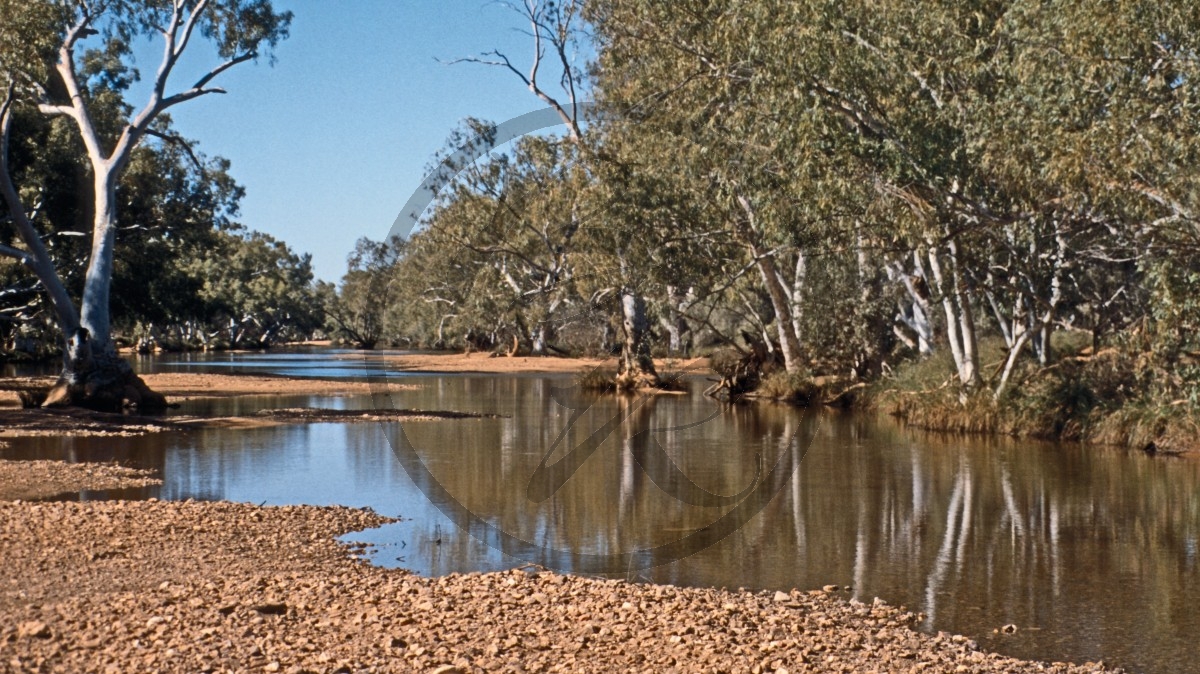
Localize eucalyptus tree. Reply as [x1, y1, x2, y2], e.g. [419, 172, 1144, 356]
[588, 0, 896, 376]
[455, 0, 670, 386]
[461, 135, 582, 354]
[974, 0, 1200, 396]
[324, 236, 404, 350]
[185, 229, 318, 349]
[581, 121, 744, 364]
[0, 0, 290, 409]
[2, 77, 287, 355]
[388, 224, 481, 348]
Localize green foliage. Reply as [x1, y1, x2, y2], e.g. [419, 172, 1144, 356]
[311, 0, 1200, 442]
[1143, 257, 1200, 396]
[183, 230, 319, 349]
[0, 0, 303, 358]
[323, 236, 404, 349]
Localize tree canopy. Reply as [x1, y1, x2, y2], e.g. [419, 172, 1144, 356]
[339, 0, 1200, 437]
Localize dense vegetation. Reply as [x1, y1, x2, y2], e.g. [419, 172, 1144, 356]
[327, 0, 1200, 449]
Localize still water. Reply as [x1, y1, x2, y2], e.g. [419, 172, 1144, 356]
[3, 351, 1199, 674]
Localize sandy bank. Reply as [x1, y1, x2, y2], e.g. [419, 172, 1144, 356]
[138, 372, 391, 399]
[0, 473, 1113, 674]
[0, 373, 424, 438]
[0, 373, 399, 408]
[348, 350, 712, 377]
[0, 407, 178, 438]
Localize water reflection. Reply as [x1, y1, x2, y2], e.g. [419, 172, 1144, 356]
[3, 371, 1199, 673]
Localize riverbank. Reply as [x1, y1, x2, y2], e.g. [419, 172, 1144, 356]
[0, 404, 501, 438]
[870, 344, 1200, 455]
[344, 350, 712, 377]
[0, 467, 1114, 674]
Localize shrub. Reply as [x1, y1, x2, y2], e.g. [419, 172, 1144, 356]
[755, 371, 821, 405]
[575, 367, 618, 392]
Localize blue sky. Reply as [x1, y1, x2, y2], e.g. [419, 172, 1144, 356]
[142, 1, 581, 281]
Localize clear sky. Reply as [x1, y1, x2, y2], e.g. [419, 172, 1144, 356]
[147, 0, 577, 282]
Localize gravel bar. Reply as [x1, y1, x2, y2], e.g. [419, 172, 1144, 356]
[0, 495, 1117, 674]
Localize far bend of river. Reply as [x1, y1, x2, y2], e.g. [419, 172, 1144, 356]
[4, 350, 1200, 674]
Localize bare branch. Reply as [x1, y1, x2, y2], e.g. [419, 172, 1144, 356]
[36, 103, 77, 119]
[527, 0, 544, 91]
[175, 0, 213, 59]
[144, 128, 205, 172]
[159, 86, 228, 109]
[190, 51, 257, 93]
[51, 8, 106, 162]
[444, 52, 531, 87]
[112, 46, 252, 167]
[152, 0, 186, 105]
[448, 0, 583, 142]
[0, 243, 33, 266]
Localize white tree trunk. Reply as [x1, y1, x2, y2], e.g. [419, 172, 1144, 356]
[734, 194, 803, 374]
[618, 287, 659, 387]
[659, 285, 687, 355]
[80, 169, 118, 346]
[993, 226, 1069, 398]
[756, 254, 805, 374]
[0, 96, 81, 344]
[928, 243, 979, 390]
[790, 251, 807, 345]
[887, 256, 935, 356]
[531, 324, 547, 355]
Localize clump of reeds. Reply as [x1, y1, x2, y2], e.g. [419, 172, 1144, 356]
[575, 367, 618, 392]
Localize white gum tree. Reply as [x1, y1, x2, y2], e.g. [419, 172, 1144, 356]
[0, 0, 290, 410]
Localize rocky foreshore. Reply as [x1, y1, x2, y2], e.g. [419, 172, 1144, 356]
[0, 460, 162, 501]
[0, 478, 1114, 674]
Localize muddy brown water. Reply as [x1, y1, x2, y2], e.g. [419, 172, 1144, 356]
[3, 350, 1199, 674]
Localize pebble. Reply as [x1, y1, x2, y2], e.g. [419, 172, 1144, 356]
[17, 621, 50, 639]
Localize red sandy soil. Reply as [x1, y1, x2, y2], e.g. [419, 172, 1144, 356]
[343, 350, 712, 377]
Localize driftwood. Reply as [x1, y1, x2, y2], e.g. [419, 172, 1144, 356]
[823, 382, 867, 407]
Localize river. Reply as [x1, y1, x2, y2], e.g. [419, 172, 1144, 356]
[3, 349, 1198, 674]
